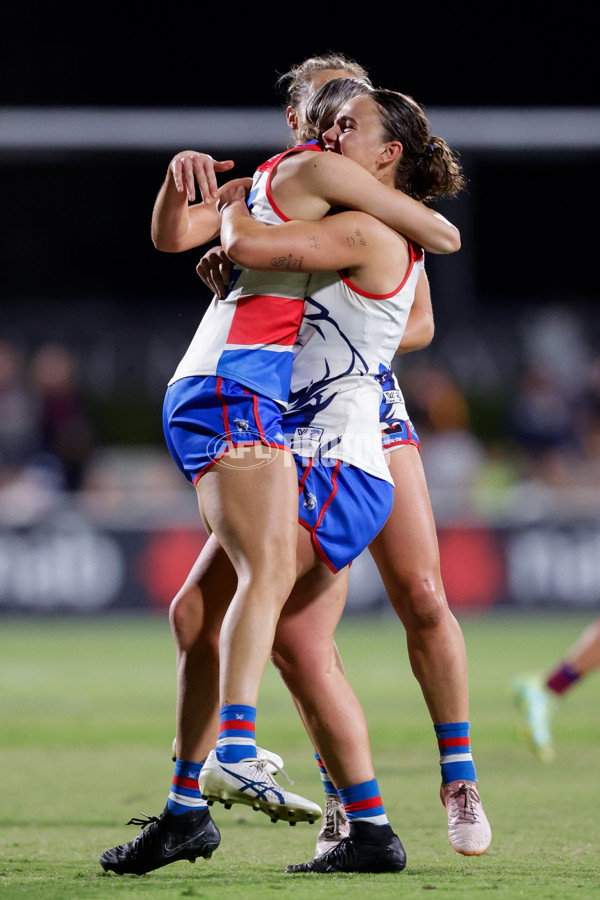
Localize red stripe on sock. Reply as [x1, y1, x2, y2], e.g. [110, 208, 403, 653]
[172, 776, 199, 790]
[344, 796, 383, 813]
[438, 736, 470, 748]
[219, 719, 256, 732]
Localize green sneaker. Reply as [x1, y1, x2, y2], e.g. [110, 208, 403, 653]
[511, 674, 555, 762]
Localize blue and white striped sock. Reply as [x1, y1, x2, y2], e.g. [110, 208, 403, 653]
[167, 759, 208, 815]
[215, 704, 257, 763]
[315, 752, 340, 798]
[435, 721, 477, 785]
[338, 778, 389, 827]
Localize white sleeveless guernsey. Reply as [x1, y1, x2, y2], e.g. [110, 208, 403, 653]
[284, 242, 425, 484]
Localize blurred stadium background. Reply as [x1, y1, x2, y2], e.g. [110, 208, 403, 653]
[1, 15, 599, 620]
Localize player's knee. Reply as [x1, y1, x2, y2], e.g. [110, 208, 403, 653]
[272, 630, 333, 700]
[169, 589, 213, 653]
[270, 635, 311, 690]
[390, 576, 448, 633]
[243, 550, 296, 603]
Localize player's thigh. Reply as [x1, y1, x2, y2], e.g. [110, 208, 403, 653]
[370, 444, 442, 585]
[196, 448, 298, 576]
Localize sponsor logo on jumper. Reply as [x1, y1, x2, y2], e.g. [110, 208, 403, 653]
[294, 426, 323, 444]
[383, 390, 403, 404]
[292, 428, 384, 460]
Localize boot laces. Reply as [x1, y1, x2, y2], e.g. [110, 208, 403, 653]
[449, 783, 481, 824]
[239, 756, 293, 785]
[321, 797, 345, 839]
[126, 812, 160, 830]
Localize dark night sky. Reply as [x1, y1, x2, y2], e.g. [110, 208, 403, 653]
[3, 5, 597, 109]
[1, 8, 598, 320]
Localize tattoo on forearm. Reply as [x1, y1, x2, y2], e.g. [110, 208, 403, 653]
[309, 234, 320, 249]
[346, 227, 367, 248]
[272, 254, 304, 271]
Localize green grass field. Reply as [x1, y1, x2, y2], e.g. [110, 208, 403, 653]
[1, 612, 599, 899]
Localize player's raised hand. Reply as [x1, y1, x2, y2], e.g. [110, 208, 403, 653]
[169, 151, 235, 203]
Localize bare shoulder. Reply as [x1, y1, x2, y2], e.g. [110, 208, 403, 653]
[275, 148, 329, 179]
[271, 150, 333, 220]
[286, 149, 354, 178]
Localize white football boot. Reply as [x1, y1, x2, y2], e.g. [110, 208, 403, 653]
[199, 749, 322, 824]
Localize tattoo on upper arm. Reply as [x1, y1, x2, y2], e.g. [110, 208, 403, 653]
[345, 227, 367, 248]
[272, 254, 304, 271]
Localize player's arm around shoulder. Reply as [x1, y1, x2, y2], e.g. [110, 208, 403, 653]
[325, 210, 407, 275]
[341, 212, 413, 295]
[219, 185, 389, 275]
[296, 151, 460, 255]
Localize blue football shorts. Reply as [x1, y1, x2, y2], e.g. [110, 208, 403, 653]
[376, 368, 420, 453]
[163, 375, 289, 485]
[295, 455, 394, 573]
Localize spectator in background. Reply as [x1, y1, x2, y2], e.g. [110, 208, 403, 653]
[399, 363, 487, 515]
[508, 364, 579, 482]
[0, 340, 40, 486]
[30, 343, 96, 491]
[571, 355, 600, 485]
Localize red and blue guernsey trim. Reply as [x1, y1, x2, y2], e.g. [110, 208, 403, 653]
[215, 141, 323, 407]
[215, 294, 305, 407]
[339, 239, 424, 299]
[381, 418, 420, 453]
[250, 139, 321, 223]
